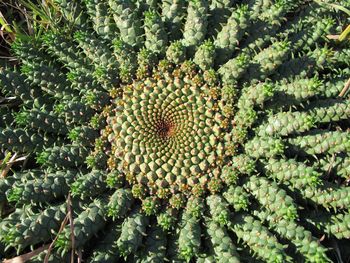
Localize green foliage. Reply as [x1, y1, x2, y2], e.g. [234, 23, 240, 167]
[0, 0, 350, 262]
[230, 213, 290, 263]
[107, 189, 134, 220]
[205, 218, 240, 263]
[56, 197, 108, 251]
[71, 170, 107, 199]
[7, 170, 77, 204]
[117, 207, 149, 258]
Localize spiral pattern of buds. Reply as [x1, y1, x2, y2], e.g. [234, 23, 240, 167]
[108, 62, 224, 202]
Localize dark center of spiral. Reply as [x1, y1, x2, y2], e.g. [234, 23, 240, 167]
[157, 119, 175, 139]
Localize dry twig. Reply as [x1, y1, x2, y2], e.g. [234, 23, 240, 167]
[3, 244, 49, 263]
[43, 213, 69, 263]
[339, 78, 350, 97]
[67, 193, 76, 263]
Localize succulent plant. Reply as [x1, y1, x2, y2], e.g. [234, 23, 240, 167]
[1, 0, 350, 262]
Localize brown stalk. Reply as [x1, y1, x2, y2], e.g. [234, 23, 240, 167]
[43, 213, 69, 263]
[339, 78, 350, 98]
[67, 193, 76, 263]
[3, 244, 49, 263]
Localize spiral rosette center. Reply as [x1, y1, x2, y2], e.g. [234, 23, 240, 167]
[107, 62, 224, 204]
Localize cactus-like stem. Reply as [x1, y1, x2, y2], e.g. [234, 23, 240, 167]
[229, 213, 290, 263]
[117, 206, 149, 258]
[56, 197, 108, 251]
